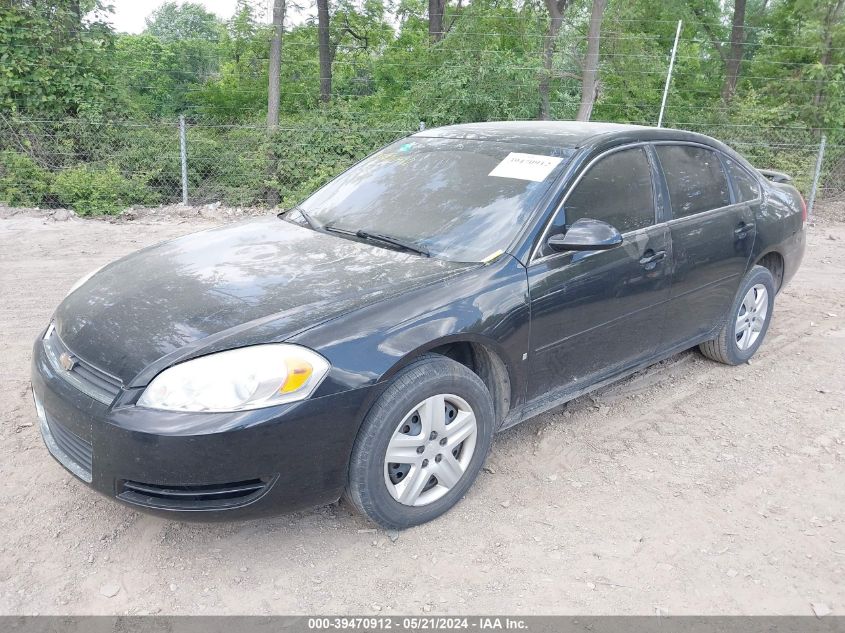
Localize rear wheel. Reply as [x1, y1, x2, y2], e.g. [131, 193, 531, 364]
[699, 265, 775, 365]
[345, 354, 494, 529]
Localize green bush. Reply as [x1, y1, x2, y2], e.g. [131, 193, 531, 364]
[52, 165, 155, 215]
[185, 128, 268, 206]
[107, 124, 269, 207]
[112, 124, 183, 202]
[0, 151, 52, 207]
[269, 107, 415, 207]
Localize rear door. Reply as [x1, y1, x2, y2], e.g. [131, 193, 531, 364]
[526, 145, 672, 401]
[654, 144, 756, 347]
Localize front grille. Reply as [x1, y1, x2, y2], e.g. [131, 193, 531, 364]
[118, 478, 274, 511]
[43, 326, 122, 404]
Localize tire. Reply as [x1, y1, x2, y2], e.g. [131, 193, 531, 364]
[699, 265, 776, 365]
[345, 353, 495, 529]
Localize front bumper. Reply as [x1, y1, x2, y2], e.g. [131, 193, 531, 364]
[31, 336, 372, 520]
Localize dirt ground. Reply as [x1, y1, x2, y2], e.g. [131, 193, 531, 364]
[0, 203, 843, 616]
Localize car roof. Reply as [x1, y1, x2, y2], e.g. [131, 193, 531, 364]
[413, 120, 721, 152]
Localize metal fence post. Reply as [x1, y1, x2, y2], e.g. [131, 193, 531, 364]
[179, 115, 188, 205]
[658, 20, 682, 128]
[807, 134, 826, 218]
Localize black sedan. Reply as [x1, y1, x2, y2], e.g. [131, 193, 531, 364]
[31, 122, 806, 528]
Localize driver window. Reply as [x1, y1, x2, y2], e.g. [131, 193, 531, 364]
[564, 147, 656, 234]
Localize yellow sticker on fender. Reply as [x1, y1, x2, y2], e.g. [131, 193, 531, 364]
[489, 152, 563, 182]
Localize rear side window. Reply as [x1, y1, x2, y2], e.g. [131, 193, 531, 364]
[656, 145, 731, 218]
[564, 147, 655, 233]
[724, 157, 761, 202]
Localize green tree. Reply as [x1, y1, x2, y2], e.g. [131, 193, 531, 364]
[144, 1, 222, 42]
[114, 33, 220, 119]
[188, 0, 270, 121]
[0, 0, 120, 120]
[740, 0, 845, 131]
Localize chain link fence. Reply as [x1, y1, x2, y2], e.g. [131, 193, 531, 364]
[0, 115, 418, 213]
[2, 115, 838, 214]
[1, 23, 842, 216]
[817, 139, 845, 201]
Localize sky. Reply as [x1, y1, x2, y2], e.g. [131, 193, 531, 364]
[107, 0, 272, 34]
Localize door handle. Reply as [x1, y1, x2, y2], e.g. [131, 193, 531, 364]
[734, 222, 755, 239]
[639, 250, 666, 267]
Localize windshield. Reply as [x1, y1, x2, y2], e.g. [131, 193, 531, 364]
[297, 137, 574, 262]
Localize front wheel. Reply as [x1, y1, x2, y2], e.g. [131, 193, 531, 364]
[699, 265, 776, 365]
[345, 354, 495, 529]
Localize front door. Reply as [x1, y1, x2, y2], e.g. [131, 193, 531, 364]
[526, 146, 673, 401]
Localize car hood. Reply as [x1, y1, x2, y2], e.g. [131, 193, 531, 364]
[54, 217, 470, 385]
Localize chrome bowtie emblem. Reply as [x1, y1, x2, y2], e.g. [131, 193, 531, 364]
[59, 352, 77, 372]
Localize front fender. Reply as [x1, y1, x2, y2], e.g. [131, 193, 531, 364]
[292, 255, 531, 408]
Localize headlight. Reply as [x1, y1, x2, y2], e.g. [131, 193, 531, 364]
[66, 265, 105, 297]
[137, 344, 330, 412]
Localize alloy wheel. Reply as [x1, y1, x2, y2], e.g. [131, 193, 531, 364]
[735, 283, 769, 351]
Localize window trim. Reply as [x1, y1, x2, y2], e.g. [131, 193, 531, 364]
[529, 142, 660, 266]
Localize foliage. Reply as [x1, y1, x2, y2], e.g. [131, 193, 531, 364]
[144, 1, 222, 43]
[184, 126, 269, 205]
[0, 0, 120, 120]
[1, 0, 843, 214]
[270, 107, 417, 206]
[400, 2, 563, 125]
[0, 151, 52, 207]
[747, 0, 845, 130]
[114, 34, 219, 118]
[187, 1, 270, 121]
[52, 165, 155, 215]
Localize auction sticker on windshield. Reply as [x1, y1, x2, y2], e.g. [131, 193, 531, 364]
[488, 152, 563, 182]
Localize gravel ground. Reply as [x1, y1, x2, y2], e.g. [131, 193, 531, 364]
[0, 203, 843, 616]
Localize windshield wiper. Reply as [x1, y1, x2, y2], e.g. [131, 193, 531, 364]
[278, 206, 320, 230]
[324, 224, 430, 257]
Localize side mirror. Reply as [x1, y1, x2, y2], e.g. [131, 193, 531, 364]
[547, 218, 623, 252]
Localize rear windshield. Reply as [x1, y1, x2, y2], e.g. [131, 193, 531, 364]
[298, 137, 574, 262]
